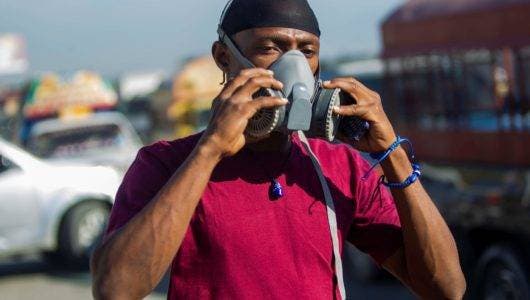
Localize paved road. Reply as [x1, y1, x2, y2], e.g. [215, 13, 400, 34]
[0, 257, 413, 300]
[0, 257, 166, 300]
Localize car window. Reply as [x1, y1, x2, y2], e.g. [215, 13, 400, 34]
[27, 124, 125, 159]
[0, 155, 18, 174]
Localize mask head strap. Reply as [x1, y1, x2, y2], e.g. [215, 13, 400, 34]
[217, 28, 255, 69]
[218, 0, 255, 69]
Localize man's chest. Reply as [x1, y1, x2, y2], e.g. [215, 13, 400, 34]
[183, 171, 355, 259]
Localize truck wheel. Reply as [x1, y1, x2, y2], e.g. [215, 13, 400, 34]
[56, 201, 110, 268]
[473, 245, 529, 300]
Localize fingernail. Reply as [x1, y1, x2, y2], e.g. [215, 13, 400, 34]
[323, 80, 331, 85]
[332, 106, 339, 113]
[282, 98, 289, 103]
[267, 70, 274, 75]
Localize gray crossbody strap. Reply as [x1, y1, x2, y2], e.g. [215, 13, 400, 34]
[298, 131, 346, 300]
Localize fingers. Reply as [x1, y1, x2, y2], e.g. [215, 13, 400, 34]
[333, 105, 370, 119]
[323, 76, 382, 119]
[246, 96, 288, 115]
[322, 79, 361, 98]
[220, 68, 275, 98]
[322, 77, 378, 102]
[323, 76, 368, 91]
[233, 76, 283, 100]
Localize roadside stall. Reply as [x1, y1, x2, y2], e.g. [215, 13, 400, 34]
[20, 71, 118, 144]
[169, 56, 223, 138]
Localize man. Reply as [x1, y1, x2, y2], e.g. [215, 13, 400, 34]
[91, 0, 466, 299]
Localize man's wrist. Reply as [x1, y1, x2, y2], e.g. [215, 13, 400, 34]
[380, 147, 413, 183]
[194, 139, 224, 166]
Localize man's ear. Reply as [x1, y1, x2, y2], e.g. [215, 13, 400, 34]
[212, 41, 230, 73]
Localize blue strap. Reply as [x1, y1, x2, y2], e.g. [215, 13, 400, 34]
[362, 136, 412, 181]
[362, 136, 421, 189]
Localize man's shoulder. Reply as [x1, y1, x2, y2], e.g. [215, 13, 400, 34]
[137, 132, 203, 169]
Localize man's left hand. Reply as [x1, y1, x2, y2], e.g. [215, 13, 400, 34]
[322, 77, 397, 153]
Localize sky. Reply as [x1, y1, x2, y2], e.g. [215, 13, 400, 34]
[0, 0, 404, 78]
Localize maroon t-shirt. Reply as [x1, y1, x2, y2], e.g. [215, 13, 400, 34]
[106, 132, 402, 299]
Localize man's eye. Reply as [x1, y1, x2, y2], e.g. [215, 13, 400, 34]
[302, 49, 316, 57]
[257, 46, 278, 53]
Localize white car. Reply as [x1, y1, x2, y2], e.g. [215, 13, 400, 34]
[0, 137, 121, 266]
[25, 112, 143, 174]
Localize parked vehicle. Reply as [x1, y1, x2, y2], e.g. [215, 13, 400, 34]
[0, 137, 121, 266]
[25, 112, 143, 174]
[343, 1, 530, 299]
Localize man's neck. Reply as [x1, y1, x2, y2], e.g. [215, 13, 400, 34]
[246, 132, 292, 155]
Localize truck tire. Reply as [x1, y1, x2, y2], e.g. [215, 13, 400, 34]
[56, 201, 110, 268]
[473, 245, 529, 300]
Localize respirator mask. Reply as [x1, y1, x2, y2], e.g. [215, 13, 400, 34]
[217, 0, 369, 142]
[218, 29, 369, 142]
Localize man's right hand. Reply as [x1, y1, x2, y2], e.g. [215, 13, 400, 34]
[199, 68, 287, 158]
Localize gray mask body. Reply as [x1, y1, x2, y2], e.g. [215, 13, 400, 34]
[269, 50, 315, 132]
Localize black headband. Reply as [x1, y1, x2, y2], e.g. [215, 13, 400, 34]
[219, 0, 321, 37]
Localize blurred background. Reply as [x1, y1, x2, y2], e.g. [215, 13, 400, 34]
[1, 0, 529, 299]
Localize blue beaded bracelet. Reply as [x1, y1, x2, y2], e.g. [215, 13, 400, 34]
[381, 162, 422, 189]
[362, 136, 421, 189]
[362, 136, 413, 181]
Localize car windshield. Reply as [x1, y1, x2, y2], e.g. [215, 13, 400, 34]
[27, 124, 126, 159]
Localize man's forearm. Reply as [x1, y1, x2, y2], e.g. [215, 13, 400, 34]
[381, 147, 466, 299]
[91, 142, 222, 299]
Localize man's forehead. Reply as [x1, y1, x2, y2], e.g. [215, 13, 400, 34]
[234, 27, 320, 44]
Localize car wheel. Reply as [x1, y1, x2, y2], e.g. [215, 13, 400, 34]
[56, 201, 110, 268]
[473, 245, 530, 300]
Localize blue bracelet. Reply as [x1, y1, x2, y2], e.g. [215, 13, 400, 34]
[381, 163, 422, 189]
[362, 136, 413, 181]
[362, 136, 421, 189]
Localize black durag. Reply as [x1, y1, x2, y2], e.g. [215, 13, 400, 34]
[220, 0, 321, 37]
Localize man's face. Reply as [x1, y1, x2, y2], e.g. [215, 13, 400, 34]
[221, 27, 320, 77]
[211, 27, 320, 145]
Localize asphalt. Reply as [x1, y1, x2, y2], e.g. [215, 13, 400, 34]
[0, 257, 413, 300]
